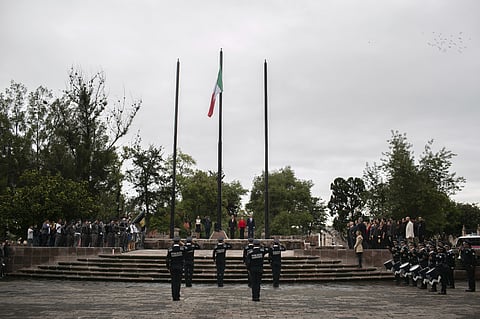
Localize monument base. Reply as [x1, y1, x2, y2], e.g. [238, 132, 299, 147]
[209, 230, 228, 241]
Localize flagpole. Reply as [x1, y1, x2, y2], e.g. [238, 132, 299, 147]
[264, 59, 270, 239]
[170, 58, 180, 238]
[216, 49, 223, 232]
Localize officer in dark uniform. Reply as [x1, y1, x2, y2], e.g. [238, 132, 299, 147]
[268, 238, 286, 288]
[212, 237, 232, 287]
[184, 237, 201, 287]
[427, 244, 438, 292]
[460, 240, 476, 292]
[166, 237, 185, 301]
[243, 238, 254, 287]
[246, 239, 267, 301]
[417, 242, 429, 289]
[436, 245, 448, 295]
[444, 244, 456, 289]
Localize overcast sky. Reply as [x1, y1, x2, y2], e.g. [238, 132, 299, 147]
[1, 0, 479, 208]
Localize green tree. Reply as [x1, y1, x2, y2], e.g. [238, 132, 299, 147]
[327, 177, 365, 233]
[0, 170, 93, 237]
[364, 131, 465, 235]
[247, 166, 327, 236]
[123, 137, 169, 231]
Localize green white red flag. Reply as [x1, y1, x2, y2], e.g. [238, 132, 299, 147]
[208, 67, 223, 117]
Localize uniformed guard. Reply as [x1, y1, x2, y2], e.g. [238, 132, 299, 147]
[213, 237, 232, 287]
[184, 237, 201, 287]
[444, 244, 456, 289]
[243, 238, 254, 287]
[436, 245, 449, 295]
[460, 240, 476, 292]
[417, 242, 429, 289]
[268, 238, 286, 288]
[246, 239, 267, 301]
[166, 237, 185, 301]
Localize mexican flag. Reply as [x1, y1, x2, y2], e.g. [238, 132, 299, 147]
[208, 67, 223, 117]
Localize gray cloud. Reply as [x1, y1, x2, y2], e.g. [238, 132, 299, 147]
[1, 0, 478, 206]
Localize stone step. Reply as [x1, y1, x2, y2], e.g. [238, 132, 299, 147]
[9, 249, 394, 283]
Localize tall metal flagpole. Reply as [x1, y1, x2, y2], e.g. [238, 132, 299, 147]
[264, 59, 270, 239]
[170, 59, 180, 238]
[216, 49, 223, 232]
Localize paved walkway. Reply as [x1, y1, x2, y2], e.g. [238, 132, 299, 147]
[1, 277, 478, 318]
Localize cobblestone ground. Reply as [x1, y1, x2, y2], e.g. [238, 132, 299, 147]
[1, 278, 479, 319]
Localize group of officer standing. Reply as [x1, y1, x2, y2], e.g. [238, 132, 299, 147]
[165, 236, 286, 302]
[385, 239, 476, 295]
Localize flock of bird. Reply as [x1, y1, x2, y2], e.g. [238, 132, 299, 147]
[426, 31, 471, 53]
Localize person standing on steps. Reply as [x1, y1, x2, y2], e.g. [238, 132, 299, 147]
[184, 236, 201, 287]
[246, 239, 267, 301]
[166, 237, 185, 301]
[243, 237, 254, 287]
[213, 237, 232, 287]
[268, 238, 286, 288]
[354, 230, 364, 268]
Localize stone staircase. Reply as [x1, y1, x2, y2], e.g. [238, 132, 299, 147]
[10, 251, 393, 283]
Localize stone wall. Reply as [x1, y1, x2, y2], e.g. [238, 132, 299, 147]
[4, 246, 121, 273]
[297, 247, 392, 268]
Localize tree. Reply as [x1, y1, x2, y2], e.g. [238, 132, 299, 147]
[247, 166, 327, 236]
[363, 131, 466, 235]
[328, 177, 365, 233]
[0, 170, 93, 238]
[123, 137, 169, 231]
[176, 169, 247, 230]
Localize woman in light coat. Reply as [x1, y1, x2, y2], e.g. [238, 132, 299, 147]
[354, 230, 364, 268]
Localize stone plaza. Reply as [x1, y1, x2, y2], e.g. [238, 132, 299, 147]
[1, 278, 478, 319]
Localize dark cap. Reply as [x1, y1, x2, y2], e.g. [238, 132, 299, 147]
[218, 237, 224, 242]
[253, 239, 261, 246]
[186, 237, 192, 243]
[274, 238, 280, 244]
[248, 238, 254, 243]
[173, 236, 180, 243]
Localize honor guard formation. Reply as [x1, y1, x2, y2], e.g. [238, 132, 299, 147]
[384, 238, 476, 295]
[166, 236, 287, 301]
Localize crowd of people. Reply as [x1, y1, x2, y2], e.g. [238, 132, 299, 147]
[346, 216, 427, 250]
[183, 214, 256, 240]
[166, 236, 286, 302]
[26, 217, 144, 252]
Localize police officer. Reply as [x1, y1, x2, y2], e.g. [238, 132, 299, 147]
[268, 238, 286, 288]
[243, 238, 254, 287]
[184, 237, 201, 287]
[166, 237, 185, 301]
[436, 245, 448, 295]
[444, 244, 456, 289]
[460, 240, 476, 292]
[246, 239, 267, 301]
[213, 237, 232, 287]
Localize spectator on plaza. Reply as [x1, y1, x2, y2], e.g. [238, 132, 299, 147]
[354, 230, 364, 268]
[27, 225, 34, 247]
[183, 219, 191, 236]
[40, 220, 50, 246]
[81, 220, 91, 247]
[195, 216, 202, 239]
[54, 219, 64, 247]
[238, 216, 246, 239]
[356, 217, 367, 248]
[405, 217, 414, 243]
[416, 217, 426, 243]
[228, 215, 237, 239]
[246, 214, 255, 239]
[203, 216, 212, 239]
[346, 221, 355, 249]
